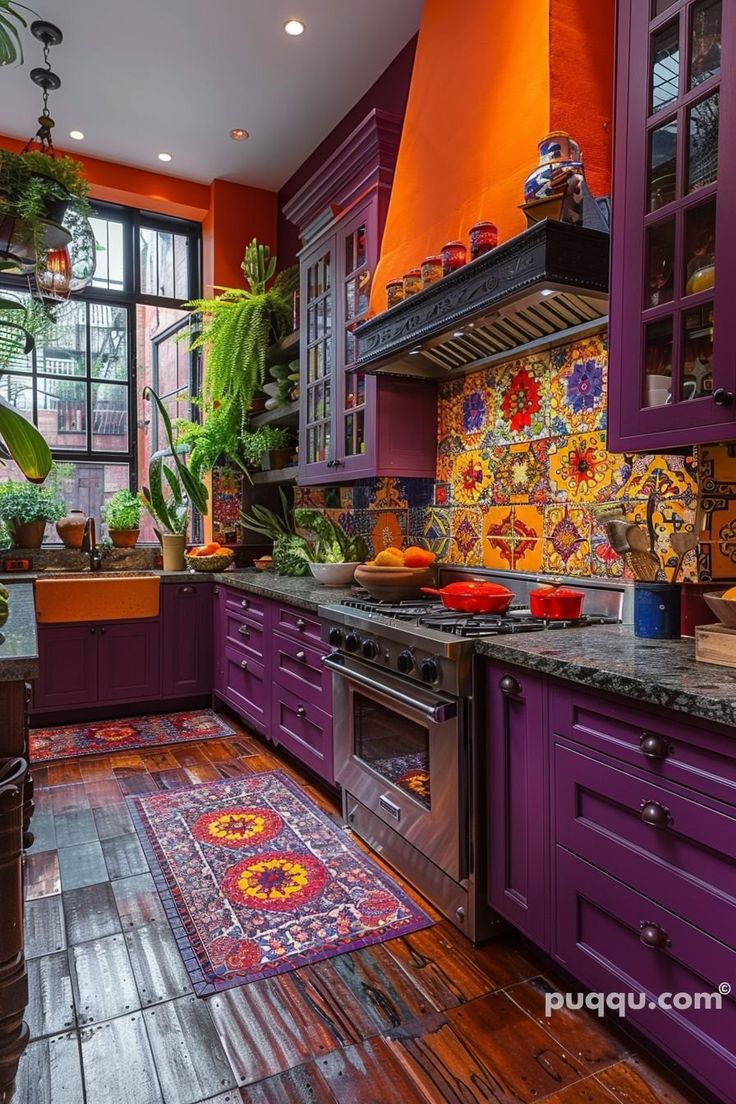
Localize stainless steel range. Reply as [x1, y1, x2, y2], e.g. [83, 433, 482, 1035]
[320, 570, 626, 943]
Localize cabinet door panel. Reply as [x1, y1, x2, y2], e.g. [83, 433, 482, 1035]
[32, 625, 98, 712]
[161, 583, 212, 698]
[221, 645, 268, 735]
[271, 686, 333, 785]
[98, 621, 161, 704]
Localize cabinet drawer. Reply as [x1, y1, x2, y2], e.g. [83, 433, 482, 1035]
[555, 742, 736, 949]
[273, 606, 322, 646]
[555, 847, 736, 1104]
[272, 633, 332, 710]
[550, 684, 736, 809]
[223, 588, 267, 624]
[221, 645, 268, 734]
[271, 687, 333, 784]
[223, 608, 265, 661]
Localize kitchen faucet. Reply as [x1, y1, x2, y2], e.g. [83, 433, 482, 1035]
[80, 516, 103, 572]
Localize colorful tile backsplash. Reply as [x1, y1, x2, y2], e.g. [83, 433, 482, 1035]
[296, 332, 736, 580]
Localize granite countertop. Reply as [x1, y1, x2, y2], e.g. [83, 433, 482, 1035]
[0, 583, 38, 682]
[474, 625, 736, 730]
[212, 570, 353, 612]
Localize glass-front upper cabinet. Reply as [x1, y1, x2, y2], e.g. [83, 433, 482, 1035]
[300, 237, 334, 475]
[608, 0, 736, 451]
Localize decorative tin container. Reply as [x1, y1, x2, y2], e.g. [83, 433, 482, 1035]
[385, 278, 404, 308]
[420, 255, 443, 288]
[440, 240, 466, 276]
[402, 269, 422, 298]
[634, 582, 681, 639]
[469, 221, 498, 260]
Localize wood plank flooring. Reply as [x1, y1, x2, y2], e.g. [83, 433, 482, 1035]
[12, 716, 709, 1104]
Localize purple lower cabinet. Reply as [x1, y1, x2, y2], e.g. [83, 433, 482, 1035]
[219, 646, 269, 735]
[31, 624, 98, 713]
[555, 846, 736, 1104]
[161, 582, 212, 699]
[486, 661, 549, 949]
[97, 620, 161, 704]
[270, 683, 333, 785]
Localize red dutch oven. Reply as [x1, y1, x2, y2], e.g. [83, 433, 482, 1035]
[421, 581, 514, 614]
[529, 585, 585, 620]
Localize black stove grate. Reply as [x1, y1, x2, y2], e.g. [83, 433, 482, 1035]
[338, 597, 618, 637]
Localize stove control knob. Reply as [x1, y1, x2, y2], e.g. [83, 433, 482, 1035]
[344, 632, 360, 653]
[328, 627, 343, 648]
[420, 658, 440, 684]
[361, 638, 378, 660]
[397, 649, 415, 674]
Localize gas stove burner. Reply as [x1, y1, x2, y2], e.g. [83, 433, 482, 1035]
[341, 596, 439, 620]
[418, 612, 547, 636]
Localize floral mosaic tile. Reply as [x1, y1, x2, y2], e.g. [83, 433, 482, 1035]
[422, 508, 451, 561]
[450, 508, 483, 566]
[490, 354, 550, 445]
[488, 441, 549, 505]
[369, 478, 409, 511]
[617, 452, 698, 501]
[548, 431, 619, 504]
[452, 450, 492, 506]
[339, 486, 354, 510]
[590, 505, 625, 578]
[434, 482, 452, 507]
[436, 432, 466, 483]
[549, 333, 607, 435]
[542, 505, 592, 576]
[407, 508, 432, 544]
[699, 444, 736, 496]
[294, 486, 326, 508]
[370, 510, 407, 554]
[481, 506, 543, 571]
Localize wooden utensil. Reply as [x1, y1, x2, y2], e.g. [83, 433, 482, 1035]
[625, 524, 661, 580]
[671, 503, 704, 581]
[645, 473, 667, 581]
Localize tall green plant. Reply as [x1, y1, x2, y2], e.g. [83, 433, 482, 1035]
[0, 296, 52, 481]
[138, 387, 208, 538]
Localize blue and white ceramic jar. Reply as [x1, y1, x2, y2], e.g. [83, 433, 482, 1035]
[523, 131, 585, 223]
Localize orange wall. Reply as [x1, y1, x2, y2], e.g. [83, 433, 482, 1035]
[0, 134, 277, 291]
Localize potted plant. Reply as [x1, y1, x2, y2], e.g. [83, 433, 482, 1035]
[0, 148, 90, 270]
[292, 509, 368, 586]
[260, 426, 294, 471]
[102, 489, 142, 548]
[240, 489, 311, 577]
[0, 479, 64, 547]
[138, 388, 209, 571]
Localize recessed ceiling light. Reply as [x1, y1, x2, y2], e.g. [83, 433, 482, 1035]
[229, 128, 249, 141]
[284, 18, 305, 35]
[157, 152, 173, 163]
[69, 129, 84, 141]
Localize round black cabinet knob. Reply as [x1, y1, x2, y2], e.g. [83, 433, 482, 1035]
[397, 650, 414, 674]
[713, 388, 734, 407]
[421, 658, 439, 683]
[640, 800, 672, 829]
[639, 731, 671, 760]
[344, 632, 360, 653]
[328, 627, 343, 647]
[361, 638, 378, 659]
[639, 922, 670, 950]
[499, 674, 520, 695]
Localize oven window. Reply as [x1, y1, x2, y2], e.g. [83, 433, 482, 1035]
[353, 693, 431, 808]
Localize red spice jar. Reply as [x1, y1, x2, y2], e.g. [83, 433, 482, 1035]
[402, 268, 423, 298]
[385, 279, 404, 308]
[420, 255, 443, 288]
[441, 240, 466, 276]
[469, 220, 498, 260]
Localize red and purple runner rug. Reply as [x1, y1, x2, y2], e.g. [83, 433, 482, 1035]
[128, 771, 433, 994]
[30, 709, 235, 763]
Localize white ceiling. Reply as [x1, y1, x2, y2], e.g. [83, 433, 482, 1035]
[0, 0, 421, 190]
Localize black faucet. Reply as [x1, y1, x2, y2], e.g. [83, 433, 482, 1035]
[81, 516, 103, 572]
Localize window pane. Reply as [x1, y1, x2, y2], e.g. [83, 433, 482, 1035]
[684, 198, 716, 295]
[37, 300, 86, 377]
[645, 219, 675, 306]
[690, 0, 722, 87]
[644, 316, 673, 407]
[681, 301, 714, 400]
[653, 0, 677, 15]
[92, 382, 128, 452]
[139, 226, 191, 300]
[0, 374, 33, 418]
[89, 216, 125, 291]
[90, 304, 128, 381]
[651, 19, 680, 113]
[688, 92, 719, 192]
[39, 377, 87, 449]
[648, 118, 678, 209]
[0, 297, 33, 373]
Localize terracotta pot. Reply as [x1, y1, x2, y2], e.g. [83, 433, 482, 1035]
[263, 448, 292, 471]
[56, 510, 86, 549]
[109, 528, 140, 549]
[161, 533, 186, 571]
[8, 518, 46, 548]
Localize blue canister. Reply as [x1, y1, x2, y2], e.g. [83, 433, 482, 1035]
[634, 582, 681, 639]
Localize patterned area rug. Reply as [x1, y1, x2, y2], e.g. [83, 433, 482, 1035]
[128, 771, 433, 994]
[30, 709, 235, 763]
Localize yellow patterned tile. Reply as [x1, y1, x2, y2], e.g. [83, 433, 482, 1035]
[370, 511, 406, 555]
[452, 450, 492, 505]
[451, 508, 483, 565]
[542, 505, 592, 576]
[548, 431, 618, 503]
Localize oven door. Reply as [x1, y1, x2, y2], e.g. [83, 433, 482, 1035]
[325, 652, 463, 882]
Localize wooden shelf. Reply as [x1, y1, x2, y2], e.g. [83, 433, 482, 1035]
[267, 329, 300, 364]
[249, 401, 300, 429]
[251, 467, 298, 485]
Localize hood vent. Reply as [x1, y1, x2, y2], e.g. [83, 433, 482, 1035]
[356, 220, 609, 380]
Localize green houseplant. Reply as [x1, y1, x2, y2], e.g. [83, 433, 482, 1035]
[138, 387, 209, 570]
[240, 489, 310, 577]
[0, 295, 53, 483]
[0, 479, 64, 547]
[0, 1, 34, 66]
[102, 489, 142, 548]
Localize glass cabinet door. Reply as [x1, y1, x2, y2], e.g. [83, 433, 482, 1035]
[300, 238, 334, 475]
[609, 0, 736, 449]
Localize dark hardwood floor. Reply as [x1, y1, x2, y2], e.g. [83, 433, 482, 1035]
[13, 718, 705, 1104]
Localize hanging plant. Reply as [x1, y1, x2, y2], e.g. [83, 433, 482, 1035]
[0, 1, 33, 66]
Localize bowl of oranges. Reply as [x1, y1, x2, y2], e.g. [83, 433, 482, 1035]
[185, 541, 234, 572]
[704, 587, 736, 629]
[354, 546, 436, 600]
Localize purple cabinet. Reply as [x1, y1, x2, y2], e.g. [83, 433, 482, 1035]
[486, 661, 549, 948]
[608, 0, 736, 450]
[213, 586, 270, 736]
[161, 582, 212, 699]
[32, 624, 98, 712]
[98, 620, 161, 704]
[271, 687, 333, 785]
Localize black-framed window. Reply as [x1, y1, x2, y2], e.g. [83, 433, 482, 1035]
[0, 199, 202, 540]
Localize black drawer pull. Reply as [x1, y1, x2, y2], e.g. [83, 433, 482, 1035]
[296, 618, 306, 630]
[296, 650, 306, 661]
[240, 659, 248, 670]
[640, 731, 671, 760]
[296, 705, 306, 718]
[241, 598, 249, 608]
[640, 921, 670, 950]
[89, 627, 96, 634]
[640, 800, 672, 829]
[238, 625, 250, 638]
[499, 675, 520, 695]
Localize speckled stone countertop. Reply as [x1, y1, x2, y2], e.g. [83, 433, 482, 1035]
[0, 583, 38, 682]
[212, 570, 353, 612]
[475, 625, 736, 729]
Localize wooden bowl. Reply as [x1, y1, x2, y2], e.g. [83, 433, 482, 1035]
[354, 564, 436, 601]
[704, 592, 736, 629]
[185, 549, 235, 573]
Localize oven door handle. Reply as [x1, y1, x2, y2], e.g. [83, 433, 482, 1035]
[322, 654, 457, 723]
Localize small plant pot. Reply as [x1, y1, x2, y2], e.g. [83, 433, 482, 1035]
[56, 510, 86, 550]
[249, 396, 267, 413]
[109, 528, 140, 549]
[161, 533, 186, 571]
[262, 448, 292, 471]
[8, 518, 46, 549]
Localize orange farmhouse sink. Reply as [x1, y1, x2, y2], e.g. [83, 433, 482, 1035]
[34, 574, 161, 623]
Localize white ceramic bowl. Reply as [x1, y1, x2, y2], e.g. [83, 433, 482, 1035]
[308, 562, 359, 587]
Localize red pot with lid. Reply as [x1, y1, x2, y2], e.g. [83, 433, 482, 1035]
[529, 585, 585, 620]
[421, 581, 514, 614]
